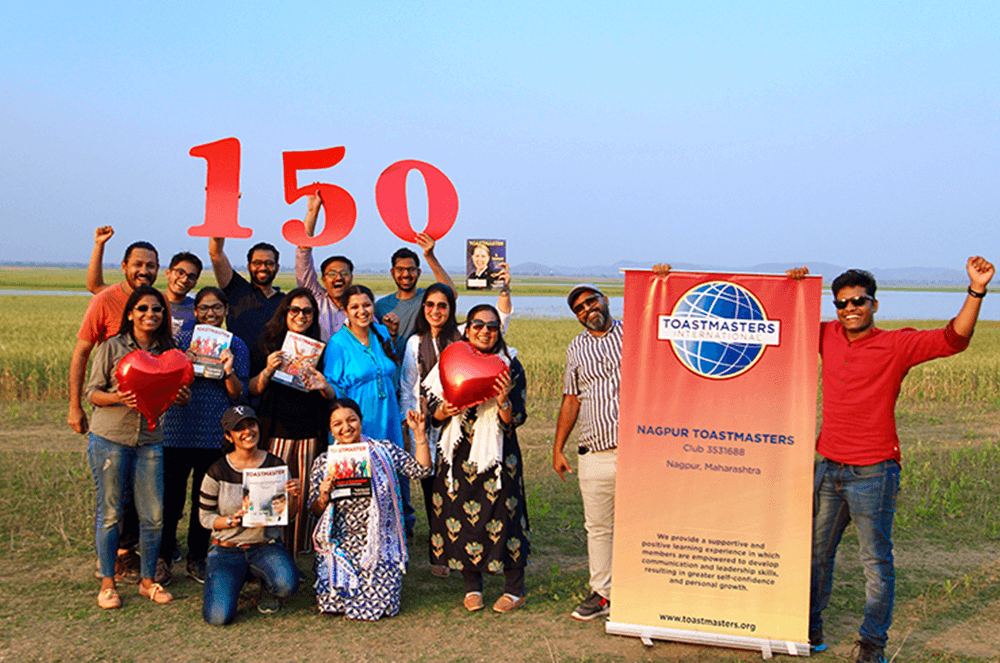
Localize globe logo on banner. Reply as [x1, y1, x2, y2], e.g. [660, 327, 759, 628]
[658, 281, 781, 379]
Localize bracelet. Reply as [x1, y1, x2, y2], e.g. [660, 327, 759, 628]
[498, 401, 511, 411]
[968, 286, 987, 298]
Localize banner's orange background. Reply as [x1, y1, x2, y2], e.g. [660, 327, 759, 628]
[610, 271, 821, 644]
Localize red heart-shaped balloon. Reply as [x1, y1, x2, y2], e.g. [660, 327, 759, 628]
[115, 349, 195, 431]
[438, 341, 509, 410]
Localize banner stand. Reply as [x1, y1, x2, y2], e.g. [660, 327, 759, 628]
[606, 622, 809, 658]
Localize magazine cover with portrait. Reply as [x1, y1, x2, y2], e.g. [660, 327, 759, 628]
[242, 466, 290, 526]
[466, 239, 506, 290]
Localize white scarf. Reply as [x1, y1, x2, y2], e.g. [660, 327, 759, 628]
[422, 351, 512, 494]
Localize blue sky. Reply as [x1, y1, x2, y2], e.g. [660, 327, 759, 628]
[2, 2, 997, 271]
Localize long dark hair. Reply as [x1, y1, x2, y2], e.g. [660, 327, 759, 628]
[463, 304, 510, 358]
[118, 286, 175, 349]
[413, 283, 459, 339]
[342, 285, 398, 364]
[258, 288, 321, 355]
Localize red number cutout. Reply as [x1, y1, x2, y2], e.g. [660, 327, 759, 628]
[375, 160, 458, 242]
[280, 147, 358, 247]
[187, 138, 251, 238]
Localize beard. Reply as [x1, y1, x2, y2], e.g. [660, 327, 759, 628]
[584, 308, 609, 332]
[251, 270, 276, 287]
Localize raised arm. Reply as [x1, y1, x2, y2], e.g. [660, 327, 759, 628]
[496, 263, 512, 318]
[87, 226, 114, 294]
[295, 189, 325, 296]
[954, 256, 995, 337]
[208, 237, 234, 289]
[414, 232, 456, 296]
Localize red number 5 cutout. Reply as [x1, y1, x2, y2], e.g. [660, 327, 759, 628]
[375, 160, 458, 242]
[280, 147, 358, 247]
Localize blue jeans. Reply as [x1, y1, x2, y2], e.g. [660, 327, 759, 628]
[88, 433, 164, 579]
[810, 458, 900, 647]
[202, 542, 299, 626]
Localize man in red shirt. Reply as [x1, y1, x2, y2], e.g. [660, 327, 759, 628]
[789, 257, 994, 663]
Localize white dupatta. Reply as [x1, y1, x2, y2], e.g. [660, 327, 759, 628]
[422, 351, 513, 494]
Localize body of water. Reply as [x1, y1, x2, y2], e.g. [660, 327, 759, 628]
[4, 289, 998, 321]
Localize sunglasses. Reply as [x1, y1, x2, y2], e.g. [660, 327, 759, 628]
[289, 306, 315, 317]
[572, 293, 602, 315]
[833, 295, 874, 309]
[424, 301, 449, 311]
[469, 320, 500, 332]
[134, 304, 164, 313]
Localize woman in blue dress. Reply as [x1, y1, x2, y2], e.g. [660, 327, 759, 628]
[323, 285, 402, 450]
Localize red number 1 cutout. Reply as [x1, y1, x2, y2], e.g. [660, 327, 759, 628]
[280, 147, 358, 247]
[375, 160, 458, 242]
[187, 138, 251, 238]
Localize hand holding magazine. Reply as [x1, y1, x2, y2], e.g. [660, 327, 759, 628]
[189, 324, 234, 379]
[272, 331, 326, 392]
[242, 466, 291, 527]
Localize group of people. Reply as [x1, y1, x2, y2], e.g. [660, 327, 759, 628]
[69, 188, 541, 625]
[67, 208, 994, 661]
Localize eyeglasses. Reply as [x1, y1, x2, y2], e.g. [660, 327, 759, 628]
[134, 305, 164, 313]
[572, 294, 602, 315]
[323, 270, 352, 279]
[169, 268, 199, 281]
[195, 303, 225, 313]
[469, 320, 500, 332]
[250, 260, 277, 269]
[289, 306, 315, 317]
[393, 267, 419, 275]
[833, 295, 874, 309]
[424, 301, 449, 311]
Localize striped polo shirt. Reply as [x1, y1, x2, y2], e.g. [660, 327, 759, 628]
[563, 320, 623, 452]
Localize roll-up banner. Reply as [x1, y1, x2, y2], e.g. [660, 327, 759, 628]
[607, 270, 822, 657]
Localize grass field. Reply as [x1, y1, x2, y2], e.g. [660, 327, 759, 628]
[2, 275, 1000, 662]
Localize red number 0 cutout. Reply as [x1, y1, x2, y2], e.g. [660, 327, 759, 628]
[187, 138, 251, 238]
[280, 147, 358, 247]
[375, 160, 458, 242]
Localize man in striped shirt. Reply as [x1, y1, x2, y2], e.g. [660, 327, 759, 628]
[553, 282, 624, 621]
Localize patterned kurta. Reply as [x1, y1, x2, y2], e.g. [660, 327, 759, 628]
[426, 357, 530, 574]
[309, 440, 431, 620]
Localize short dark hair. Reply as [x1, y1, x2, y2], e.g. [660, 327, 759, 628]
[321, 255, 354, 275]
[831, 269, 877, 298]
[169, 252, 203, 275]
[123, 241, 158, 263]
[390, 248, 420, 269]
[247, 242, 279, 265]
